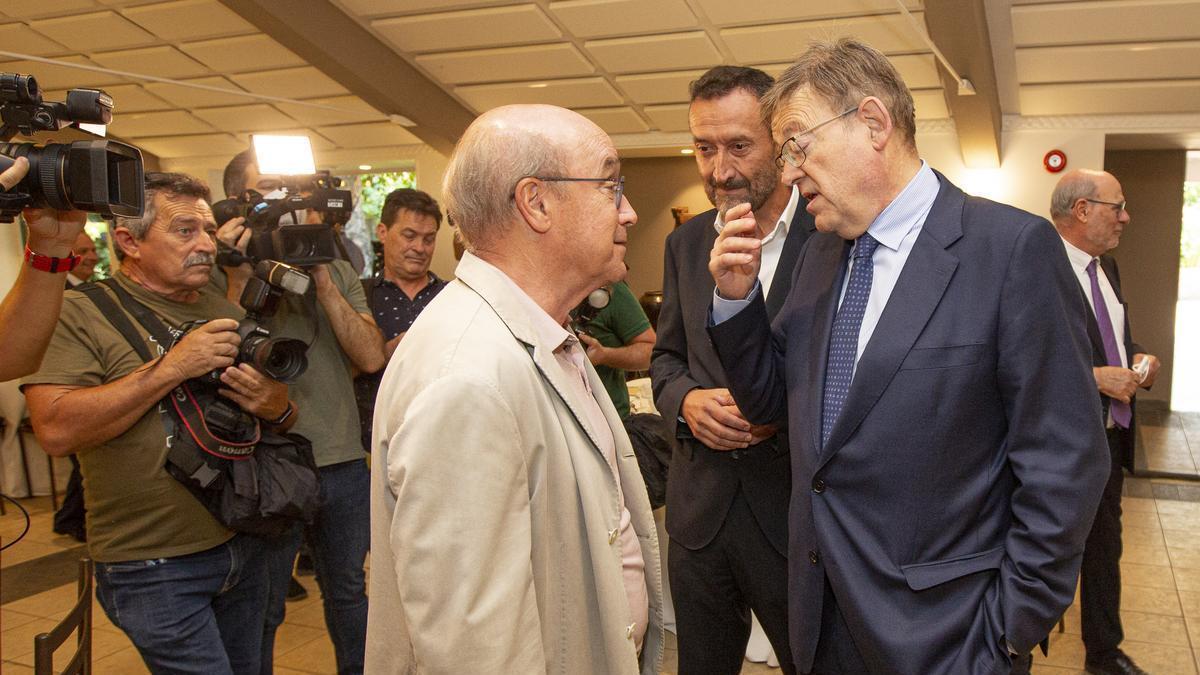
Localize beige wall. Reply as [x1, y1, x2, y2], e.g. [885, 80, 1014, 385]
[1103, 149, 1187, 404]
[621, 156, 711, 298]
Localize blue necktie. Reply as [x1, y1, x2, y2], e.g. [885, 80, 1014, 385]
[821, 234, 880, 448]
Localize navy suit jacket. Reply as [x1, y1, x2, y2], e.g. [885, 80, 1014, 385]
[708, 173, 1109, 674]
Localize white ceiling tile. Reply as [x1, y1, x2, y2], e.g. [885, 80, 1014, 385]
[577, 106, 649, 134]
[144, 76, 253, 107]
[2, 0, 99, 19]
[133, 132, 246, 158]
[456, 77, 623, 111]
[192, 104, 301, 132]
[338, 0, 520, 17]
[0, 56, 125, 89]
[0, 23, 70, 56]
[373, 4, 560, 53]
[180, 34, 306, 74]
[273, 96, 384, 126]
[692, 0, 921, 27]
[643, 103, 689, 132]
[416, 43, 594, 85]
[614, 70, 704, 105]
[911, 88, 947, 119]
[548, 0, 697, 39]
[230, 67, 349, 99]
[122, 0, 255, 41]
[47, 83, 172, 113]
[30, 11, 156, 51]
[91, 45, 209, 79]
[316, 121, 422, 147]
[585, 32, 722, 74]
[1016, 41, 1200, 84]
[1012, 0, 1200, 47]
[1019, 80, 1200, 116]
[722, 13, 930, 63]
[108, 109, 216, 137]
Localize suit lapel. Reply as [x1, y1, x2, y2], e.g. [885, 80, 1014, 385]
[766, 202, 816, 320]
[818, 177, 963, 465]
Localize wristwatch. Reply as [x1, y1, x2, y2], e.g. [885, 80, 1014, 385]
[24, 245, 80, 273]
[266, 401, 295, 426]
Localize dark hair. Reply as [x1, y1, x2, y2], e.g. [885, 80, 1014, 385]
[381, 188, 442, 229]
[223, 149, 255, 198]
[689, 66, 774, 103]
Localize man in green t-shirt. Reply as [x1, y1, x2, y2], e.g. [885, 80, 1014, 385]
[580, 280, 656, 418]
[23, 173, 293, 674]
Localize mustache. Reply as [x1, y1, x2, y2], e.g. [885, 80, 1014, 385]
[708, 176, 750, 191]
[184, 252, 215, 267]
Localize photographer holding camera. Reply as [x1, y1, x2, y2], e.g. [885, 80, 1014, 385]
[21, 172, 296, 674]
[220, 151, 386, 675]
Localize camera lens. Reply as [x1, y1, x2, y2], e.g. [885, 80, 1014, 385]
[243, 335, 308, 383]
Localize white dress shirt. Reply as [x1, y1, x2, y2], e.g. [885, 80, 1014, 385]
[1060, 237, 1128, 370]
[712, 184, 800, 299]
[713, 161, 939, 378]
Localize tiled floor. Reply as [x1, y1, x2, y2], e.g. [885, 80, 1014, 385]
[4, 482, 1200, 673]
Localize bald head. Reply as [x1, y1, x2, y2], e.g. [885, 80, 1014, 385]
[443, 105, 611, 251]
[1050, 169, 1113, 224]
[1051, 168, 1130, 256]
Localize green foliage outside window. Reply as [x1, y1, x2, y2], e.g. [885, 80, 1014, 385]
[1183, 182, 1200, 269]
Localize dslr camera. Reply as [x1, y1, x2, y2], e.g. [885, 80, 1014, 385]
[213, 171, 351, 267]
[0, 73, 144, 222]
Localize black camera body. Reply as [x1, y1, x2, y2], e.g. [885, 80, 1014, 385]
[213, 172, 351, 267]
[0, 73, 143, 222]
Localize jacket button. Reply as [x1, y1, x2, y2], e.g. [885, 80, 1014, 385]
[812, 478, 825, 494]
[625, 623, 635, 640]
[808, 550, 820, 565]
[608, 528, 618, 545]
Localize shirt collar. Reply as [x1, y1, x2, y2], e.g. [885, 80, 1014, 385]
[864, 160, 937, 252]
[712, 184, 800, 245]
[473, 257, 574, 353]
[1060, 236, 1097, 273]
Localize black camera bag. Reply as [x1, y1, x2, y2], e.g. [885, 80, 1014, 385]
[79, 278, 320, 537]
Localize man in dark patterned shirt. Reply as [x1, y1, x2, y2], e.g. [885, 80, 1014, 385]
[355, 188, 447, 450]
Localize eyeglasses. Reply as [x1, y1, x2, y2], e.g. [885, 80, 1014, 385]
[775, 107, 858, 169]
[528, 175, 625, 207]
[1085, 198, 1127, 213]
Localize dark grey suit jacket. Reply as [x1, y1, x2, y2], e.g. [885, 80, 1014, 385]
[709, 173, 1109, 674]
[651, 201, 814, 555]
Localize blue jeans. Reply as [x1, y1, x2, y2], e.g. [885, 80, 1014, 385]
[261, 458, 369, 675]
[94, 534, 268, 675]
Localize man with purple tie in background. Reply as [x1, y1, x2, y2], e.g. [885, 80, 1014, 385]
[1050, 169, 1161, 675]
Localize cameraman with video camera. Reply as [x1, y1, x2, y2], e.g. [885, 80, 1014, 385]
[219, 148, 386, 675]
[22, 172, 297, 674]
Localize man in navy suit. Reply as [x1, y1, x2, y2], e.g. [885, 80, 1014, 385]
[706, 38, 1109, 674]
[1051, 169, 1160, 675]
[651, 65, 813, 674]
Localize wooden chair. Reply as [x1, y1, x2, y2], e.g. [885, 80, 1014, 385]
[33, 558, 93, 675]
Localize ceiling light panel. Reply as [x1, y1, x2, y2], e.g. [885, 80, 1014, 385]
[1012, 1, 1200, 47]
[614, 70, 705, 105]
[143, 76, 253, 107]
[192, 104, 301, 132]
[1016, 41, 1200, 84]
[230, 67, 349, 99]
[122, 0, 256, 41]
[643, 103, 689, 132]
[234, 130, 337, 151]
[416, 43, 594, 85]
[456, 77, 623, 111]
[31, 11, 156, 52]
[133, 132, 247, 159]
[91, 45, 210, 79]
[274, 95, 384, 126]
[585, 32, 722, 74]
[0, 22, 70, 56]
[548, 0, 697, 39]
[108, 109, 216, 137]
[693, 0, 922, 26]
[577, 107, 650, 134]
[316, 122, 422, 148]
[721, 13, 929, 63]
[180, 34, 306, 73]
[373, 5, 560, 54]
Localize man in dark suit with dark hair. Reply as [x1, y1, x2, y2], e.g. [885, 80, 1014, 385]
[707, 39, 1108, 674]
[651, 65, 813, 675]
[1051, 169, 1160, 675]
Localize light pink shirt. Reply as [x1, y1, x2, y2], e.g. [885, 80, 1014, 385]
[492, 265, 649, 650]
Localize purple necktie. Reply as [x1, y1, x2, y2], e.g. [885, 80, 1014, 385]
[1087, 259, 1131, 428]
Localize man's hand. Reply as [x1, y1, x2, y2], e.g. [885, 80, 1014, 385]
[681, 387, 752, 450]
[160, 319, 241, 382]
[1094, 366, 1138, 404]
[708, 202, 762, 301]
[729, 403, 778, 445]
[577, 332, 610, 367]
[310, 264, 336, 297]
[22, 207, 88, 258]
[1132, 353, 1161, 389]
[218, 362, 289, 420]
[385, 332, 405, 359]
[1, 156, 28, 192]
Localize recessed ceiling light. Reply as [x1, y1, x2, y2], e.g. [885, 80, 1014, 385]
[528, 83, 548, 88]
[358, 164, 373, 171]
[680, 148, 694, 155]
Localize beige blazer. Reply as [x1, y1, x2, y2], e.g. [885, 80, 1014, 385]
[366, 253, 665, 674]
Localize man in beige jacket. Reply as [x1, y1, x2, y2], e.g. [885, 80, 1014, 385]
[366, 104, 665, 674]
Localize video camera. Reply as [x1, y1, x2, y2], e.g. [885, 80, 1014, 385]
[212, 135, 352, 267]
[0, 73, 144, 222]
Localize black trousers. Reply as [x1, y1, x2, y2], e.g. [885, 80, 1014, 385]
[669, 487, 795, 675]
[1080, 429, 1126, 660]
[52, 455, 86, 538]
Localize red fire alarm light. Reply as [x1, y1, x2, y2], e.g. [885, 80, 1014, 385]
[1044, 149, 1067, 173]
